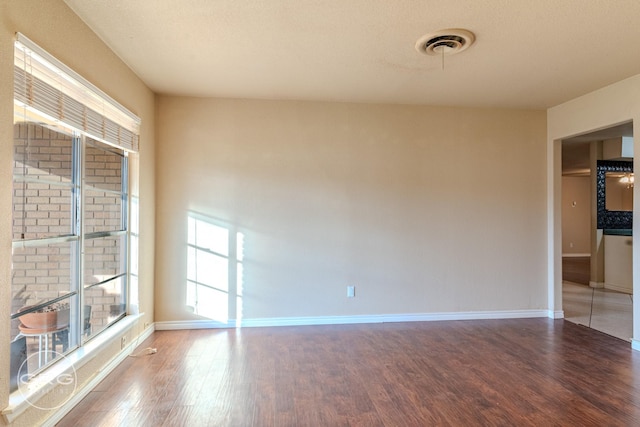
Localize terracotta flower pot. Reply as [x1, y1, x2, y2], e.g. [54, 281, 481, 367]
[18, 306, 58, 330]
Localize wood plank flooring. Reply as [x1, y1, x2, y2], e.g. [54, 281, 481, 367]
[562, 256, 590, 286]
[57, 319, 640, 426]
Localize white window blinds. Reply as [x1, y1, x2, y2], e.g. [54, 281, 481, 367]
[13, 33, 141, 152]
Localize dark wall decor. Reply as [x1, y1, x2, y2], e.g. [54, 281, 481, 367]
[596, 160, 633, 230]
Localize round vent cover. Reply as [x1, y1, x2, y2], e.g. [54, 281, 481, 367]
[415, 29, 475, 56]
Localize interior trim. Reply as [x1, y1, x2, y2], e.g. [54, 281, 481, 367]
[155, 309, 550, 330]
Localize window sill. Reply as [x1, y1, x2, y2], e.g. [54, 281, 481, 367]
[2, 314, 142, 424]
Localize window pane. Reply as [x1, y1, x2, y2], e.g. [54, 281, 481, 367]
[13, 122, 73, 183]
[10, 291, 78, 380]
[12, 181, 73, 240]
[11, 242, 74, 315]
[130, 196, 139, 236]
[129, 197, 139, 314]
[84, 235, 125, 287]
[10, 246, 76, 370]
[84, 234, 126, 340]
[84, 138, 125, 234]
[84, 189, 122, 234]
[85, 138, 124, 192]
[84, 276, 126, 340]
[11, 122, 79, 381]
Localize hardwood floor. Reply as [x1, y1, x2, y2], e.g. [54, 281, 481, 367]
[58, 319, 640, 426]
[562, 256, 590, 286]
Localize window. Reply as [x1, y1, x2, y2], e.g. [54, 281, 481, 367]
[9, 34, 140, 387]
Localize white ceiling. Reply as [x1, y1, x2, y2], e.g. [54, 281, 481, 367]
[63, 0, 640, 109]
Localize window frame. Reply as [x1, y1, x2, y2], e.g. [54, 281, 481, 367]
[9, 33, 140, 386]
[10, 125, 131, 364]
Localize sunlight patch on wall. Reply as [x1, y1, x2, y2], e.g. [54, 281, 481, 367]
[236, 232, 244, 323]
[186, 213, 243, 324]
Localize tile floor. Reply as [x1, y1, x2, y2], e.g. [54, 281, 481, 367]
[563, 281, 633, 341]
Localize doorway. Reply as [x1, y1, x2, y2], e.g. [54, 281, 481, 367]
[561, 122, 633, 341]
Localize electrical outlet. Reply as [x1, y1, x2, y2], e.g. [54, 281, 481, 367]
[121, 336, 127, 349]
[347, 286, 355, 298]
[144, 322, 149, 329]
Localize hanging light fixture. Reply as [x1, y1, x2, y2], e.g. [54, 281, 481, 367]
[619, 173, 634, 188]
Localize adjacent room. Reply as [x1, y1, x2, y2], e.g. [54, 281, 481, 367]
[561, 124, 635, 341]
[2, 1, 640, 425]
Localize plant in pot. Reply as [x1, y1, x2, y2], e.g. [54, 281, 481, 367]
[18, 302, 70, 331]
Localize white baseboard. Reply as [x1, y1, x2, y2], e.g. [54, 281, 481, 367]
[604, 283, 633, 294]
[42, 322, 155, 427]
[562, 253, 591, 258]
[155, 319, 237, 330]
[549, 310, 564, 319]
[155, 309, 549, 330]
[590, 281, 605, 289]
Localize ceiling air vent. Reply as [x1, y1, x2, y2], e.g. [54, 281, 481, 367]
[415, 29, 475, 56]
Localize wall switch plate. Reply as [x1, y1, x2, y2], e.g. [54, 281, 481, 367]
[347, 286, 355, 298]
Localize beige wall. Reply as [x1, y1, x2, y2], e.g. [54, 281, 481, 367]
[547, 73, 640, 343]
[0, 1, 155, 424]
[156, 97, 547, 323]
[561, 176, 591, 254]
